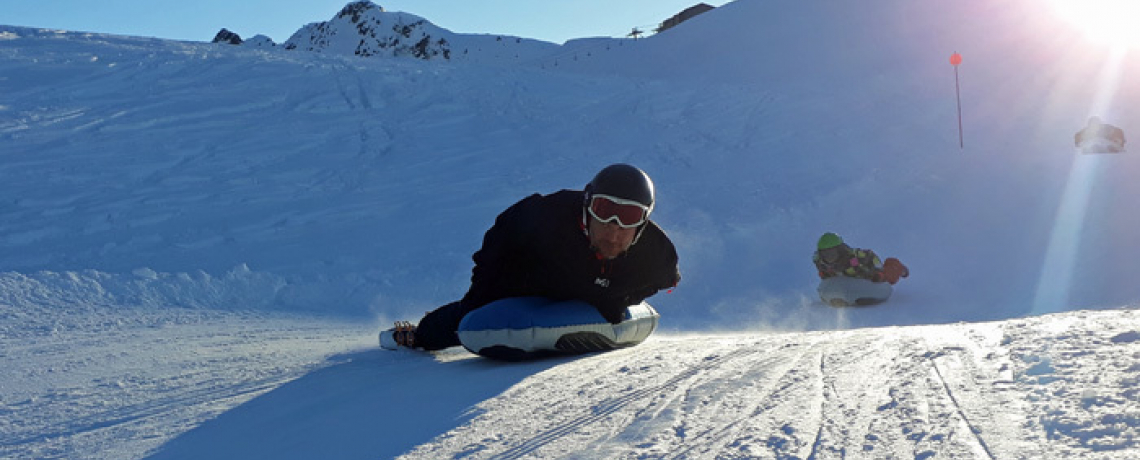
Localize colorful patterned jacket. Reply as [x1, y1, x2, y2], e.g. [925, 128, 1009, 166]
[813, 246, 883, 281]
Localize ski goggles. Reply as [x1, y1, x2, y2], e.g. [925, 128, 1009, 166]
[818, 247, 841, 263]
[587, 194, 650, 228]
[818, 245, 849, 263]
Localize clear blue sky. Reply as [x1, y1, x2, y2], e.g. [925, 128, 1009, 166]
[0, 1, 730, 44]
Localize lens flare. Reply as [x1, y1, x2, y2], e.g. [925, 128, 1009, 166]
[1049, 0, 1140, 48]
[1033, 157, 1102, 314]
[1032, 47, 1126, 314]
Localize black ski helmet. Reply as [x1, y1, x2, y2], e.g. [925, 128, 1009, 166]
[585, 164, 655, 212]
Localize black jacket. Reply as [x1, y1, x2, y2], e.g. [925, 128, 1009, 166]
[460, 190, 680, 323]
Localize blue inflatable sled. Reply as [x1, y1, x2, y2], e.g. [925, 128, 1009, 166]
[457, 297, 659, 361]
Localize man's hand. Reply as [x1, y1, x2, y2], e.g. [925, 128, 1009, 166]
[599, 306, 626, 324]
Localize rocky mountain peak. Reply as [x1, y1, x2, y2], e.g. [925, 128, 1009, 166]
[283, 1, 452, 60]
[212, 28, 243, 45]
[337, 1, 385, 21]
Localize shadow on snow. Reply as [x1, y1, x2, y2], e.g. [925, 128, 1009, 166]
[145, 348, 571, 460]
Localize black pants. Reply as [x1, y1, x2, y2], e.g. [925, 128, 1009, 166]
[415, 300, 479, 351]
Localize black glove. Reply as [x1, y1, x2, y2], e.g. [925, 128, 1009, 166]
[598, 305, 626, 324]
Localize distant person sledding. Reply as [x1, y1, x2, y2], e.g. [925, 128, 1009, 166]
[1074, 116, 1126, 154]
[812, 232, 908, 307]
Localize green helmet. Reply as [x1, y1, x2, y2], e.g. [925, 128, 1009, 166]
[817, 232, 843, 250]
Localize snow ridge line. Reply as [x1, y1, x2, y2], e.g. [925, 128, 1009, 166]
[807, 352, 829, 460]
[929, 356, 996, 460]
[489, 347, 761, 460]
[663, 346, 819, 459]
[0, 373, 294, 448]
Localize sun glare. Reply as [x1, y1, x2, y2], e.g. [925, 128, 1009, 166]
[1049, 0, 1140, 48]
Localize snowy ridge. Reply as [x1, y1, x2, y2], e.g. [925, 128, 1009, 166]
[0, 265, 286, 317]
[283, 2, 454, 59]
[265, 1, 559, 64]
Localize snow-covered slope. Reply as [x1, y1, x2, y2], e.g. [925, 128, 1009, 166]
[5, 290, 1138, 459]
[398, 310, 1140, 459]
[5, 17, 1138, 328]
[1, 0, 1139, 457]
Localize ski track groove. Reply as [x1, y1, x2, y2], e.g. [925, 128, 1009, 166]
[488, 346, 764, 460]
[811, 333, 942, 460]
[929, 353, 997, 460]
[877, 336, 962, 460]
[0, 372, 294, 448]
[807, 351, 829, 460]
[662, 345, 819, 460]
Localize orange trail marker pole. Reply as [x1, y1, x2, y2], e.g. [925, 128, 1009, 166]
[950, 52, 964, 149]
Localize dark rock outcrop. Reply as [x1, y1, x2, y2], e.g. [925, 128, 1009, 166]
[212, 28, 243, 45]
